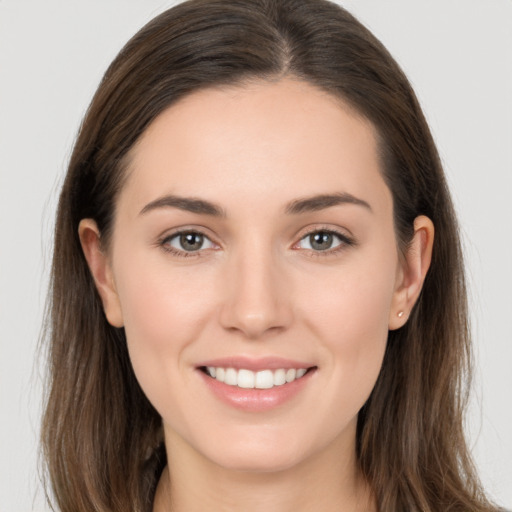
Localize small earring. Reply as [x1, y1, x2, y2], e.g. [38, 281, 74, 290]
[397, 311, 404, 318]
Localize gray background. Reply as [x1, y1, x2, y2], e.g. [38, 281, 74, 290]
[1, 1, 511, 510]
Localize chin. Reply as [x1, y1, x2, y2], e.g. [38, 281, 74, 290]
[210, 449, 307, 474]
[195, 428, 321, 474]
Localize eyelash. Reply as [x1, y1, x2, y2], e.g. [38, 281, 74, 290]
[294, 227, 356, 257]
[158, 229, 217, 258]
[158, 227, 355, 259]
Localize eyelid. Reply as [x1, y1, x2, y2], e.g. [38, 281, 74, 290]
[155, 224, 355, 258]
[157, 227, 220, 257]
[292, 225, 356, 254]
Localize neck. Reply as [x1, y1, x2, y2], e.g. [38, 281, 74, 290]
[153, 427, 375, 512]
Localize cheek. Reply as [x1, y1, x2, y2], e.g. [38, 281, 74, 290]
[300, 252, 396, 343]
[297, 252, 397, 408]
[112, 251, 218, 403]
[115, 251, 216, 343]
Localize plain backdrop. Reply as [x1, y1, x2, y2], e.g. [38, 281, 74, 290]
[0, 1, 511, 511]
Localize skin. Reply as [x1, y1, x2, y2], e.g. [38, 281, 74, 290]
[80, 78, 434, 512]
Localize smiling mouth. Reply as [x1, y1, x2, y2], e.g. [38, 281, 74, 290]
[199, 366, 316, 389]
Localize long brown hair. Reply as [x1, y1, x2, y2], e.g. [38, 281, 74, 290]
[41, 1, 499, 510]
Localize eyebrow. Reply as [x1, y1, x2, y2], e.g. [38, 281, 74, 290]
[139, 195, 226, 217]
[284, 192, 372, 215]
[139, 191, 372, 217]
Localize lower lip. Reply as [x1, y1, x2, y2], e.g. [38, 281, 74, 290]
[198, 369, 315, 412]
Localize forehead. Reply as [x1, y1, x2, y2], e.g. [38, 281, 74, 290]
[120, 78, 391, 218]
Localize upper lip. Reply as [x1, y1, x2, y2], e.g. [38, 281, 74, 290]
[196, 356, 316, 372]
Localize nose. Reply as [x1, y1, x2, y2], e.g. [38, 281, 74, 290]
[219, 243, 293, 339]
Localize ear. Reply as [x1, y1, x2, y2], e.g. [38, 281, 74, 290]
[388, 215, 434, 330]
[78, 219, 124, 328]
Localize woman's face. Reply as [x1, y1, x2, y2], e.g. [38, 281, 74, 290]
[96, 79, 408, 473]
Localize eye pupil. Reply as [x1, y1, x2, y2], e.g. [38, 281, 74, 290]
[180, 233, 204, 251]
[310, 232, 333, 250]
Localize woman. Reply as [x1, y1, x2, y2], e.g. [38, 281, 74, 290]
[41, 0, 502, 510]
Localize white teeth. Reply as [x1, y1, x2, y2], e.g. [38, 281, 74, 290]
[285, 368, 296, 382]
[225, 368, 237, 385]
[274, 368, 286, 386]
[216, 367, 225, 381]
[237, 369, 255, 389]
[255, 370, 274, 389]
[205, 366, 310, 389]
